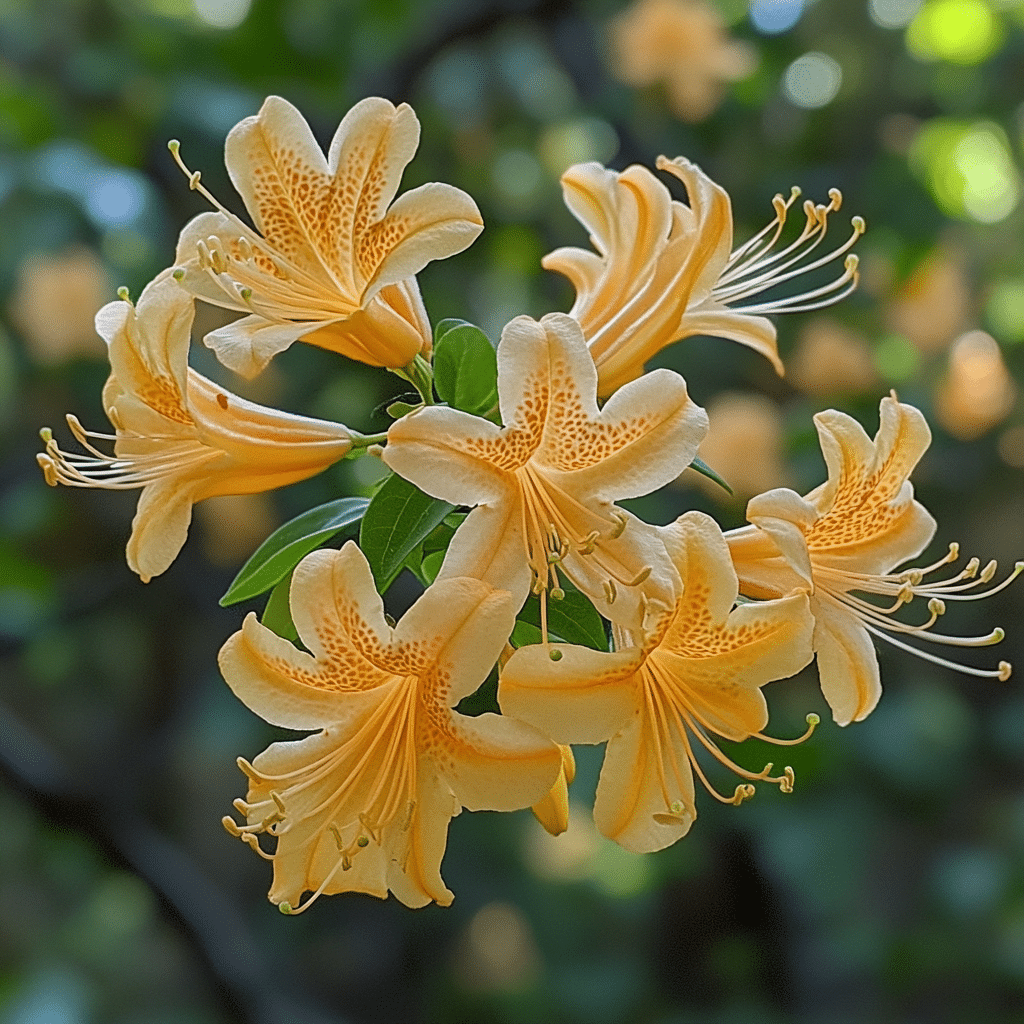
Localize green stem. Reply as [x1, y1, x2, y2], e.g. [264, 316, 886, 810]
[392, 353, 435, 405]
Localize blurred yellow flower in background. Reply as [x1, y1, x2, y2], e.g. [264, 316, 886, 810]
[608, 0, 756, 122]
[790, 317, 879, 398]
[8, 247, 109, 365]
[935, 330, 1017, 439]
[683, 391, 791, 501]
[886, 247, 971, 354]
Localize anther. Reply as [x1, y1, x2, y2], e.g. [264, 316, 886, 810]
[851, 215, 866, 233]
[669, 800, 685, 815]
[625, 566, 652, 587]
[549, 649, 563, 662]
[167, 139, 180, 156]
[550, 588, 565, 600]
[39, 427, 52, 443]
[780, 766, 795, 794]
[603, 579, 617, 604]
[357, 835, 370, 848]
[928, 598, 946, 617]
[189, 170, 202, 190]
[117, 286, 131, 302]
[609, 512, 628, 538]
[964, 557, 980, 578]
[980, 560, 997, 584]
[999, 661, 1013, 681]
[222, 815, 242, 837]
[279, 902, 294, 915]
[172, 267, 185, 281]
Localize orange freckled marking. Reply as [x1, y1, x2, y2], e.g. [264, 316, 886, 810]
[139, 375, 192, 425]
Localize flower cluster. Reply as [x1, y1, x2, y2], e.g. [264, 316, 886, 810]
[39, 97, 1019, 912]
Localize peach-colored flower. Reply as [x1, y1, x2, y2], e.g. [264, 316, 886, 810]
[934, 330, 1017, 440]
[726, 395, 1019, 725]
[544, 156, 864, 395]
[38, 276, 353, 582]
[886, 247, 970, 354]
[171, 96, 483, 377]
[8, 247, 109, 365]
[790, 317, 879, 397]
[220, 543, 561, 910]
[383, 312, 708, 630]
[500, 511, 814, 852]
[684, 392, 790, 500]
[609, 0, 756, 122]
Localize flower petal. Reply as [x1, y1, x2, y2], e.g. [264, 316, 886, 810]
[499, 642, 643, 745]
[125, 475, 196, 582]
[594, 712, 696, 853]
[442, 711, 562, 812]
[812, 592, 883, 725]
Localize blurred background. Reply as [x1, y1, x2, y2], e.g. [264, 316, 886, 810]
[1, 0, 1023, 1021]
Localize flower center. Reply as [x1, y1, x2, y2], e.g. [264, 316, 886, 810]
[515, 463, 652, 639]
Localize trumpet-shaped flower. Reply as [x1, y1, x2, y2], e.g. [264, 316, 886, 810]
[500, 511, 815, 853]
[383, 312, 709, 630]
[170, 95, 483, 377]
[219, 542, 561, 910]
[37, 276, 354, 582]
[543, 157, 864, 395]
[726, 395, 1020, 725]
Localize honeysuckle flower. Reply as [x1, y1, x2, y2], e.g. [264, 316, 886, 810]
[531, 744, 576, 837]
[725, 394, 1021, 726]
[500, 511, 816, 853]
[170, 95, 483, 378]
[383, 312, 709, 630]
[37, 276, 354, 582]
[219, 542, 562, 910]
[543, 156, 864, 395]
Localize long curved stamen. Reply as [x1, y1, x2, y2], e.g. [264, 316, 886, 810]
[812, 551, 1020, 679]
[39, 420, 218, 490]
[711, 182, 865, 317]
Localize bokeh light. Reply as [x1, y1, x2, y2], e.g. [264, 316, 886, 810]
[868, 0, 923, 29]
[783, 51, 843, 108]
[909, 119, 1020, 223]
[906, 0, 1003, 64]
[749, 0, 804, 34]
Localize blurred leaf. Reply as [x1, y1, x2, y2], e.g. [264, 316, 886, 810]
[432, 318, 498, 417]
[220, 497, 368, 606]
[359, 473, 455, 591]
[691, 456, 732, 495]
[261, 572, 298, 642]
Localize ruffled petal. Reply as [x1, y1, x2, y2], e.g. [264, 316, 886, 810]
[125, 476, 197, 583]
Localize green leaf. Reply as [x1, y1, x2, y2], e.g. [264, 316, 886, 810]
[261, 573, 298, 642]
[432, 319, 498, 416]
[359, 473, 456, 591]
[691, 456, 733, 495]
[220, 497, 369, 606]
[517, 585, 609, 651]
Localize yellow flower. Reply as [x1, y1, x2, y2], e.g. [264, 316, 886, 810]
[37, 276, 353, 583]
[726, 394, 1020, 725]
[543, 157, 864, 395]
[383, 312, 709, 630]
[608, 0, 757, 123]
[219, 543, 561, 910]
[8, 247, 109, 366]
[170, 95, 483, 377]
[500, 511, 815, 853]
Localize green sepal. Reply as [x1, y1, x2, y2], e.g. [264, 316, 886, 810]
[220, 497, 369, 606]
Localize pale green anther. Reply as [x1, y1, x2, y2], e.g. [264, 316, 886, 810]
[550, 588, 565, 600]
[549, 649, 563, 662]
[357, 835, 369, 848]
[117, 286, 130, 302]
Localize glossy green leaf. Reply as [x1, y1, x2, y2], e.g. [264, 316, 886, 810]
[261, 572, 298, 642]
[517, 585, 609, 651]
[359, 473, 456, 591]
[432, 319, 498, 416]
[220, 497, 369, 606]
